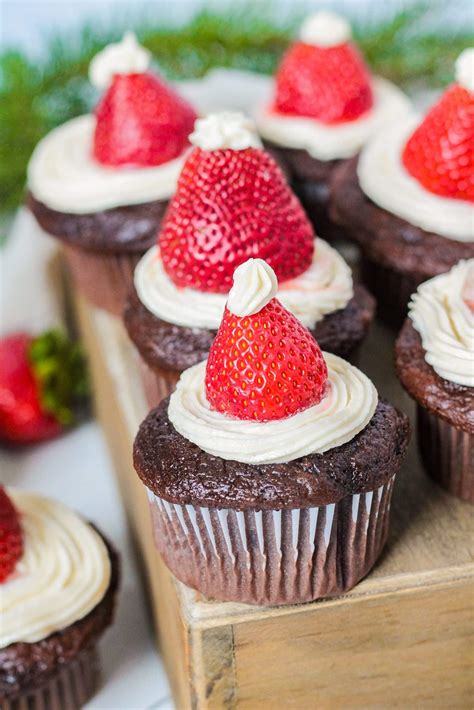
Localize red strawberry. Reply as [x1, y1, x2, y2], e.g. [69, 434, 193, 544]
[273, 41, 373, 123]
[93, 72, 197, 167]
[159, 147, 315, 293]
[205, 288, 328, 422]
[0, 487, 23, 583]
[0, 331, 88, 445]
[402, 84, 474, 202]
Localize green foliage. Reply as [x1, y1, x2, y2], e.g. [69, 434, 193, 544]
[29, 330, 89, 426]
[0, 3, 472, 213]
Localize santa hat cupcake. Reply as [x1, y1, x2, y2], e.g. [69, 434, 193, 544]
[0, 488, 119, 706]
[134, 259, 409, 605]
[124, 112, 374, 406]
[254, 11, 411, 240]
[395, 260, 474, 503]
[90, 32, 196, 167]
[27, 32, 197, 315]
[332, 48, 474, 325]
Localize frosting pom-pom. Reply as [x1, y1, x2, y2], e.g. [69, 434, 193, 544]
[89, 32, 151, 89]
[299, 11, 351, 48]
[189, 112, 262, 151]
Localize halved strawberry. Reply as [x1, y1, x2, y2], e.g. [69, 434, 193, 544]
[205, 263, 328, 422]
[0, 331, 88, 445]
[273, 41, 373, 123]
[402, 84, 474, 202]
[0, 487, 23, 583]
[93, 72, 197, 167]
[159, 146, 315, 293]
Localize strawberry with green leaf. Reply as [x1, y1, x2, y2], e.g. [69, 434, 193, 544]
[0, 330, 88, 445]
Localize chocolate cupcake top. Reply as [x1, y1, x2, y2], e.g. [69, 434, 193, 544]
[330, 158, 474, 280]
[396, 260, 474, 433]
[27, 33, 196, 216]
[254, 11, 410, 160]
[357, 49, 474, 241]
[0, 490, 112, 649]
[124, 283, 374, 373]
[134, 259, 406, 508]
[135, 398, 408, 509]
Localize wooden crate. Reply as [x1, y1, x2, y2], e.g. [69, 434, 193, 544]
[76, 297, 474, 709]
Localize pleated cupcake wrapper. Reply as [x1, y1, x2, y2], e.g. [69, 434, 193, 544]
[417, 406, 474, 504]
[61, 243, 142, 316]
[360, 255, 420, 329]
[2, 646, 99, 710]
[146, 476, 395, 605]
[138, 358, 181, 409]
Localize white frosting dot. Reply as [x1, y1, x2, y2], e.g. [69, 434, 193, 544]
[89, 32, 151, 89]
[455, 48, 474, 92]
[299, 11, 351, 48]
[227, 259, 278, 317]
[189, 112, 262, 151]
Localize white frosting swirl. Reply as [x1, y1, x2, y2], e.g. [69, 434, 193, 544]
[0, 491, 111, 647]
[358, 115, 474, 241]
[27, 115, 187, 213]
[168, 353, 378, 464]
[227, 259, 277, 316]
[190, 112, 262, 151]
[89, 32, 151, 89]
[409, 260, 474, 387]
[134, 239, 353, 329]
[255, 78, 411, 160]
[299, 11, 351, 47]
[455, 48, 474, 92]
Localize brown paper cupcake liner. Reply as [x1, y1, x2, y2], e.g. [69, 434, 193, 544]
[2, 646, 100, 710]
[360, 255, 420, 328]
[61, 243, 142, 316]
[138, 358, 181, 409]
[417, 406, 474, 504]
[146, 475, 395, 606]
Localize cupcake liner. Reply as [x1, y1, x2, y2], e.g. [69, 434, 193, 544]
[417, 406, 474, 504]
[146, 476, 395, 605]
[138, 358, 181, 409]
[61, 243, 142, 316]
[360, 255, 420, 328]
[2, 646, 100, 710]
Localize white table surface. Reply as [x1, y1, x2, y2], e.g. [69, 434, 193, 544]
[0, 69, 271, 709]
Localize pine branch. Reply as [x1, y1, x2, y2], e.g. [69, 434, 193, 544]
[0, 4, 471, 214]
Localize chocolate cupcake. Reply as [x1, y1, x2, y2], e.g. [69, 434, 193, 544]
[254, 11, 410, 242]
[124, 113, 375, 406]
[0, 488, 119, 708]
[331, 49, 474, 326]
[395, 261, 474, 503]
[134, 259, 410, 605]
[27, 33, 196, 315]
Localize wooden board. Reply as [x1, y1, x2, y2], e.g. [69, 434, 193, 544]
[75, 296, 474, 709]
